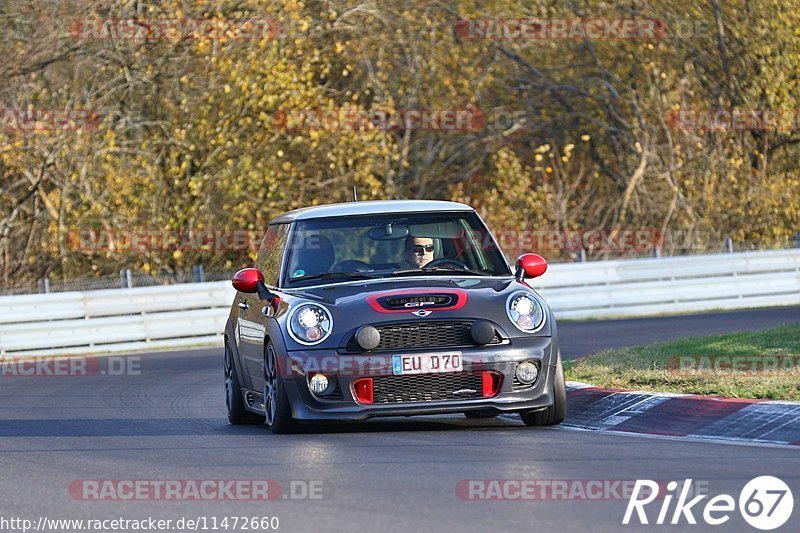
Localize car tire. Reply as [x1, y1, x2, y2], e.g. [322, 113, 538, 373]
[264, 341, 299, 434]
[224, 340, 266, 425]
[520, 350, 567, 427]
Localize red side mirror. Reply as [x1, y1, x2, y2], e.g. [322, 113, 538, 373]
[232, 268, 265, 293]
[515, 253, 547, 280]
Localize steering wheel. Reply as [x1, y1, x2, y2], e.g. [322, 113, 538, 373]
[423, 258, 469, 271]
[332, 259, 371, 272]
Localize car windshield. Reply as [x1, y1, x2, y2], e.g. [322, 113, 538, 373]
[283, 212, 511, 287]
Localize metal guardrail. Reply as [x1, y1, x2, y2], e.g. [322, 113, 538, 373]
[1, 249, 799, 356]
[534, 249, 800, 320]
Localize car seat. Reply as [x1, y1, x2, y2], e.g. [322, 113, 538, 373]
[296, 235, 335, 276]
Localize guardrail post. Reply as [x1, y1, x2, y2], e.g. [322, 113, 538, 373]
[38, 278, 50, 293]
[724, 237, 734, 253]
[193, 264, 205, 283]
[120, 269, 132, 288]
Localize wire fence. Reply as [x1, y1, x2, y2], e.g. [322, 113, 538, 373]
[0, 267, 239, 296]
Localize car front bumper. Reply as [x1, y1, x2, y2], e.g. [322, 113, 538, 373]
[281, 336, 557, 421]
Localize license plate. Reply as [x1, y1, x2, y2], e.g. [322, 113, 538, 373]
[392, 352, 463, 375]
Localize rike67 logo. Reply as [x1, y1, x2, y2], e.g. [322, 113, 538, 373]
[624, 477, 794, 530]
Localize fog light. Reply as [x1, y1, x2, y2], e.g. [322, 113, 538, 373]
[309, 373, 332, 395]
[515, 361, 539, 384]
[356, 325, 381, 350]
[470, 320, 496, 345]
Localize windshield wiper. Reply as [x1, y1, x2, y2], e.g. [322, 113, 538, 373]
[423, 266, 492, 276]
[289, 271, 376, 283]
[388, 267, 491, 277]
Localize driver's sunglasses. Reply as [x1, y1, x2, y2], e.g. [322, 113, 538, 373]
[408, 244, 435, 254]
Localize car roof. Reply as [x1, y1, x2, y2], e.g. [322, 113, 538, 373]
[270, 200, 475, 223]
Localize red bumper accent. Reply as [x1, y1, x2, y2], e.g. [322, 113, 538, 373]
[482, 371, 502, 398]
[352, 378, 374, 404]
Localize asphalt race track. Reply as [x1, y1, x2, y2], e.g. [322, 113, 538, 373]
[1, 308, 799, 532]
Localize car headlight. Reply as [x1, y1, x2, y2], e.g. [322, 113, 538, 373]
[506, 291, 546, 333]
[288, 303, 333, 345]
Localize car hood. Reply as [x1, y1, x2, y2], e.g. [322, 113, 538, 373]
[277, 276, 553, 348]
[286, 276, 517, 304]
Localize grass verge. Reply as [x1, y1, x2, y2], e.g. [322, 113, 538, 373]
[563, 324, 800, 401]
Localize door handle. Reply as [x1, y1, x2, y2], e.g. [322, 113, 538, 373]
[237, 302, 249, 310]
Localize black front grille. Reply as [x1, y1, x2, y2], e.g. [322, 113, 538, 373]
[372, 373, 484, 403]
[346, 321, 502, 352]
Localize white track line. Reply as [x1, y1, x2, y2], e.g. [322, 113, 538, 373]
[497, 414, 800, 450]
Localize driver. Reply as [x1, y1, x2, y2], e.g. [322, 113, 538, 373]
[399, 235, 435, 269]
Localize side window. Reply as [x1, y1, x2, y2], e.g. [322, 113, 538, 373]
[255, 223, 290, 287]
